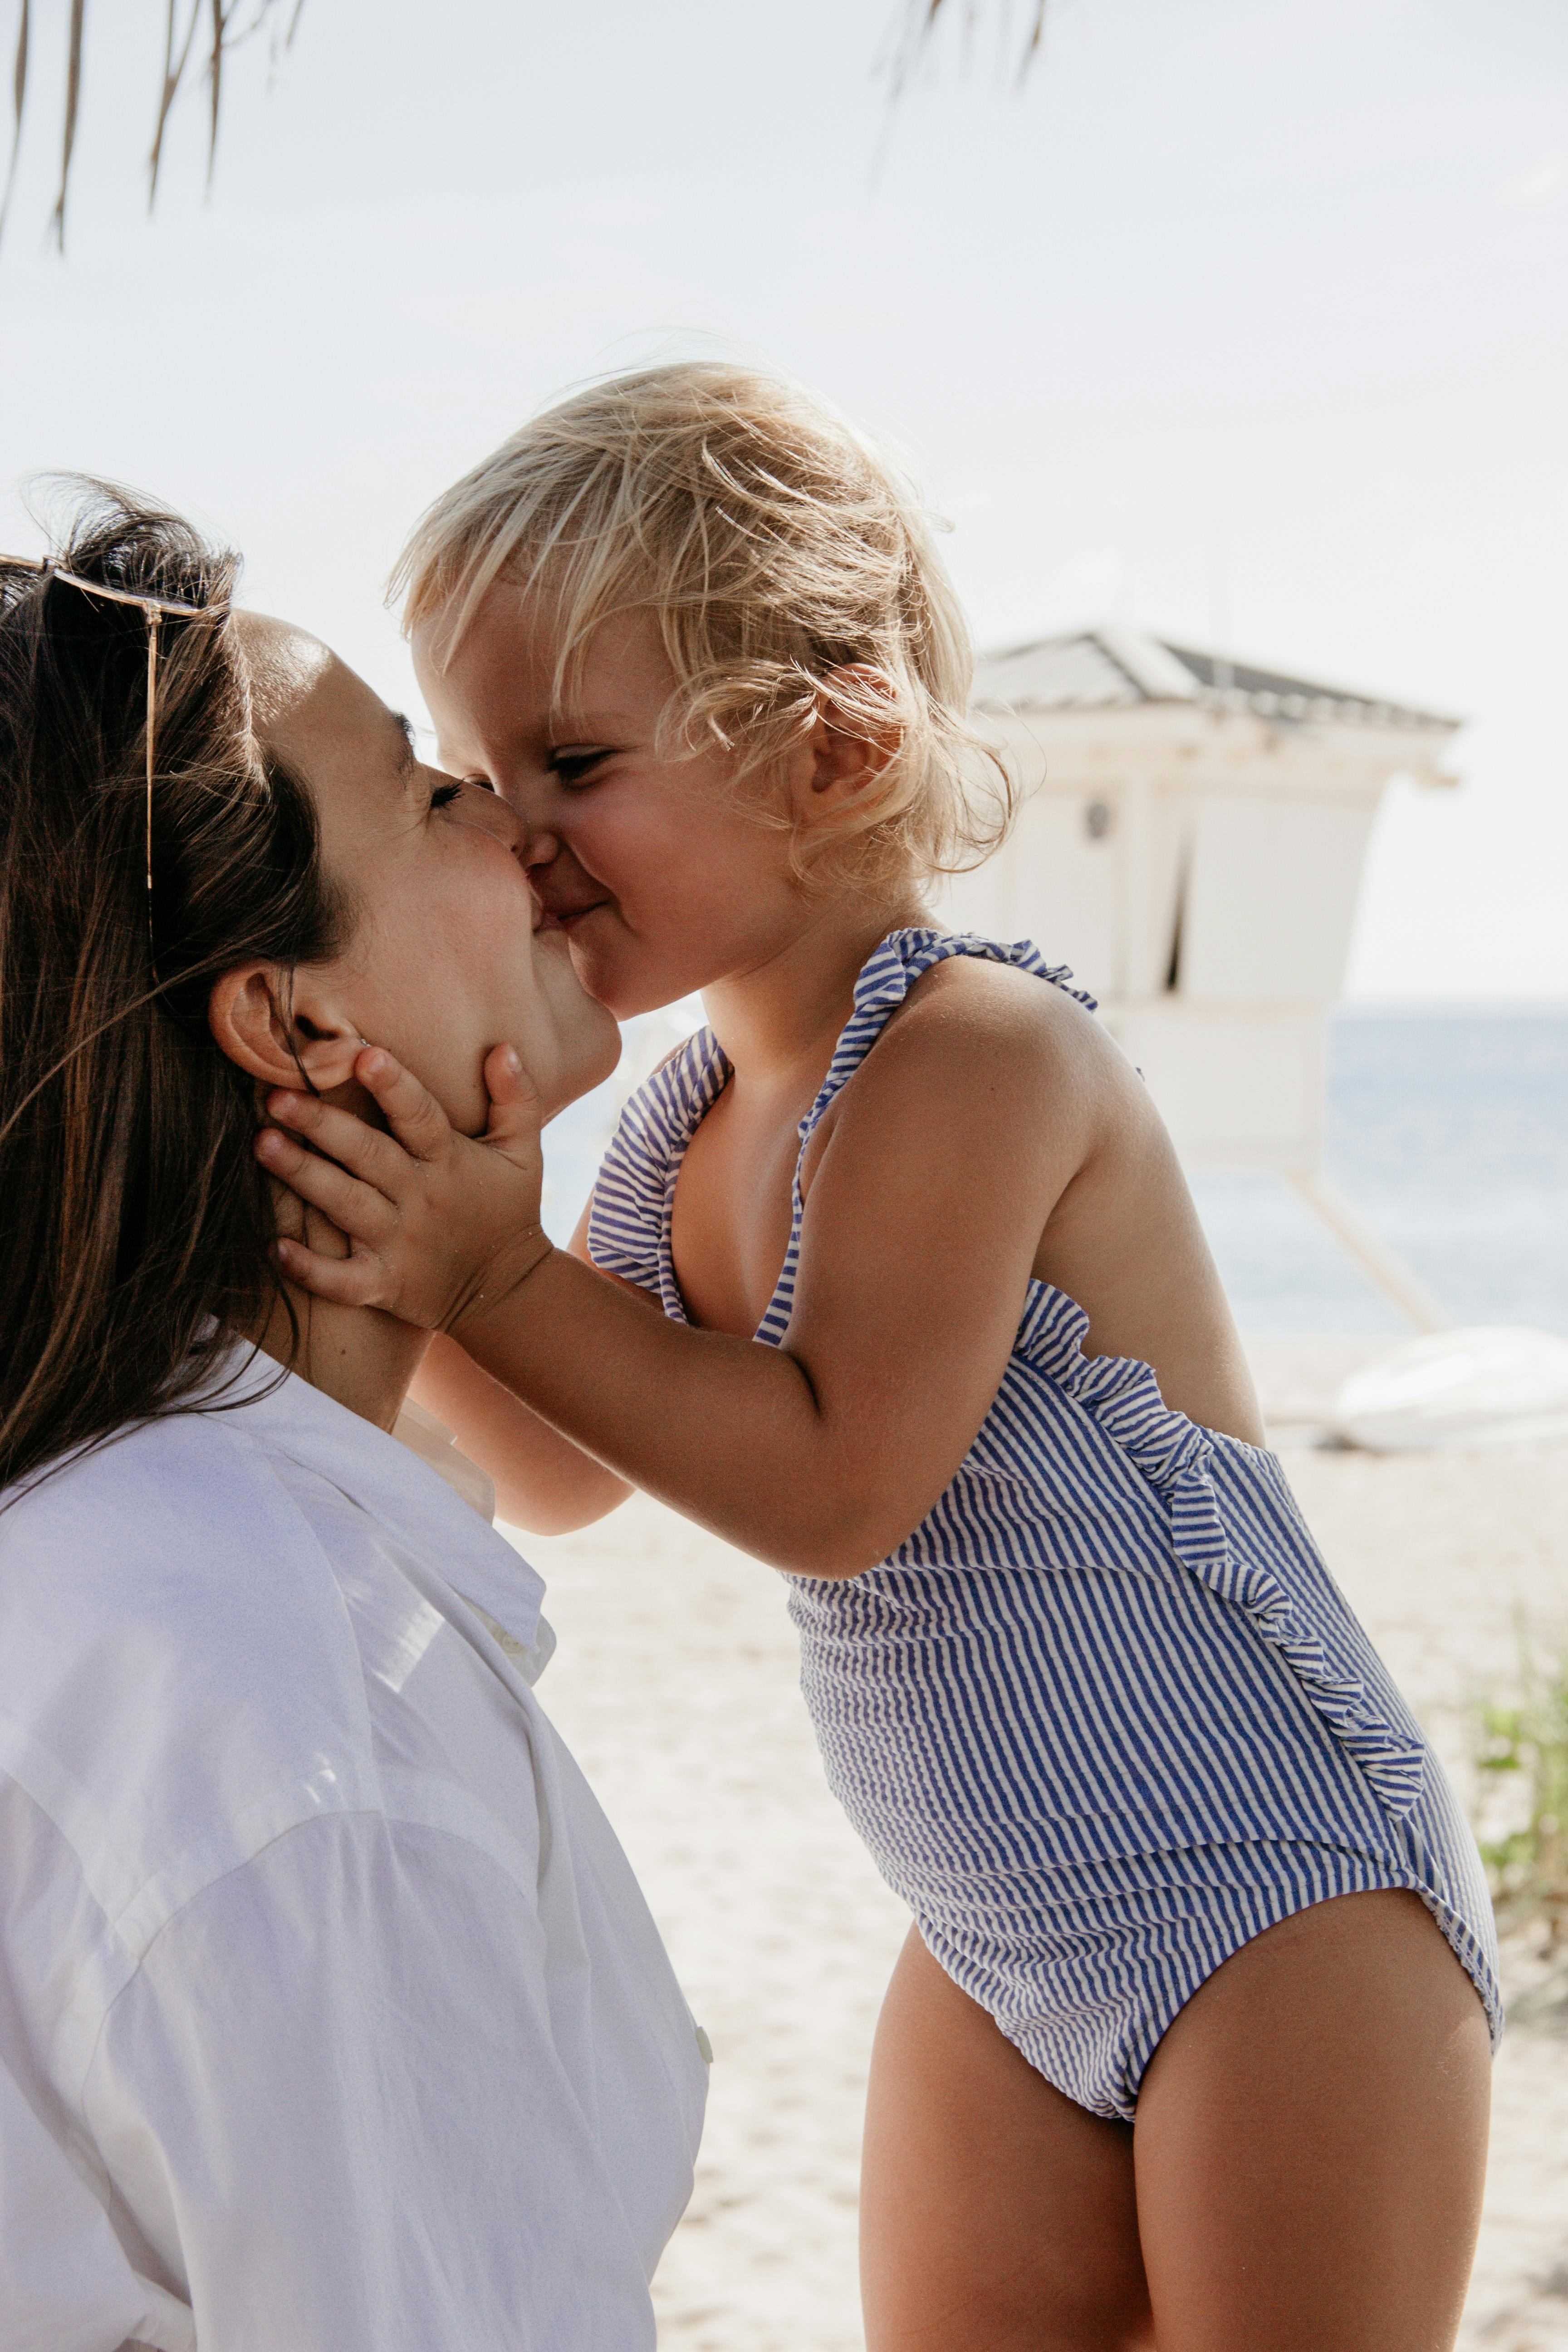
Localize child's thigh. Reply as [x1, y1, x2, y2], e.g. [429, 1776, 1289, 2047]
[860, 1926, 1153, 2352]
[1133, 1888, 1492, 2352]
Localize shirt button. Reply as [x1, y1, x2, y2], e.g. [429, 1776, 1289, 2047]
[694, 2025, 714, 2064]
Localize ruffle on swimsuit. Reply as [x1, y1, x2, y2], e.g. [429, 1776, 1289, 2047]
[1012, 1284, 1430, 1822]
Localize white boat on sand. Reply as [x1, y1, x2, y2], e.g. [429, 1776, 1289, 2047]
[1331, 1327, 1568, 1452]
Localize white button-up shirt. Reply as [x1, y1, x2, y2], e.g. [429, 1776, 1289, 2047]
[0, 1355, 707, 2351]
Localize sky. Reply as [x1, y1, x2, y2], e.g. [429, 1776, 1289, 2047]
[0, 0, 1563, 997]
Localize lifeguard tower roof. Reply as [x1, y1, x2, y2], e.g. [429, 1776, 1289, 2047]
[951, 621, 1464, 1207]
[974, 626, 1460, 738]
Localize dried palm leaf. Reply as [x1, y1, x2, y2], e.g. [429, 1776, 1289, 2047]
[47, 0, 82, 250]
[0, 0, 26, 242]
[0, 0, 303, 255]
[208, 0, 224, 186]
[887, 0, 1049, 97]
[149, 1, 203, 210]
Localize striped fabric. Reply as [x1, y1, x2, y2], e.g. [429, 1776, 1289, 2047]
[588, 929, 1502, 2117]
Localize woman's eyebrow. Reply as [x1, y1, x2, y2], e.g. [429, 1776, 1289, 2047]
[389, 711, 417, 774]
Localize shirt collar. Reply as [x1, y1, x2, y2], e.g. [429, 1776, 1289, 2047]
[206, 1343, 550, 1667]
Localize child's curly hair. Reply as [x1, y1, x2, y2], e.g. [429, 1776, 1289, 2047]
[392, 362, 1015, 893]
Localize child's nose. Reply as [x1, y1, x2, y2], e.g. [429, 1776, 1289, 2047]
[488, 772, 562, 868]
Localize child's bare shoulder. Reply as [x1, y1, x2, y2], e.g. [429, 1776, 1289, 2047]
[823, 947, 1138, 1171]
[885, 949, 1121, 1089]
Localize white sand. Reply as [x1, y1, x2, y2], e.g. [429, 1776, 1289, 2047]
[518, 1338, 1568, 2351]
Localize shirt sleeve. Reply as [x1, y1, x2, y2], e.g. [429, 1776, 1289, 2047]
[0, 2048, 195, 2352]
[81, 1812, 662, 2352]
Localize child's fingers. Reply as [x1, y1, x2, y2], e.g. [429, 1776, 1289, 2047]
[351, 1049, 457, 1163]
[272, 1234, 388, 1308]
[264, 1088, 410, 1194]
[254, 1127, 398, 1242]
[482, 1042, 527, 1109]
[480, 1044, 545, 1168]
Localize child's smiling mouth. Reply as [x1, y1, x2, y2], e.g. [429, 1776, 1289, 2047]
[534, 875, 612, 933]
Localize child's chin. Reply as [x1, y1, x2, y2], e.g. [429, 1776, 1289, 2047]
[573, 950, 660, 1024]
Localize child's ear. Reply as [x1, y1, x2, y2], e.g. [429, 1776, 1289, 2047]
[790, 666, 905, 828]
[209, 964, 366, 1093]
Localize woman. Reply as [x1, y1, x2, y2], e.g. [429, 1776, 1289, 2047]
[0, 493, 707, 2350]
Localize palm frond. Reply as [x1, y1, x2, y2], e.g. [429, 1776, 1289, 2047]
[149, 1, 202, 210]
[0, 0, 27, 243]
[0, 0, 303, 256]
[207, 0, 224, 187]
[1014, 0, 1048, 82]
[46, 0, 82, 251]
[886, 0, 1049, 98]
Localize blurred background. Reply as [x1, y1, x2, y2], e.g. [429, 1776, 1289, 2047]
[3, 6, 1565, 2345]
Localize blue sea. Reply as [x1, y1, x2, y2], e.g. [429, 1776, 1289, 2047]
[542, 1012, 1568, 1337]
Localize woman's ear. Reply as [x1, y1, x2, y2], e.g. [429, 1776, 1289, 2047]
[788, 666, 905, 831]
[209, 965, 365, 1093]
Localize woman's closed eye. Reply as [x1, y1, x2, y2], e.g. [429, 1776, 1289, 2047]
[430, 774, 497, 813]
[427, 774, 520, 852]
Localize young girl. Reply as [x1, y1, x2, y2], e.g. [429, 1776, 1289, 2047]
[261, 363, 1501, 2351]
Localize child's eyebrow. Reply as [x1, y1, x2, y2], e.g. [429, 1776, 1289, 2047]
[549, 710, 637, 740]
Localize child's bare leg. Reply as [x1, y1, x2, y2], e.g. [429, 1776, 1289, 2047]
[860, 1927, 1154, 2352]
[862, 1894, 1489, 2352]
[1134, 1889, 1491, 2352]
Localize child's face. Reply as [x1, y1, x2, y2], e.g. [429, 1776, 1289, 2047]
[413, 591, 824, 1020]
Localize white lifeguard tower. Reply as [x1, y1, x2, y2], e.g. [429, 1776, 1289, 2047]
[951, 628, 1463, 1327]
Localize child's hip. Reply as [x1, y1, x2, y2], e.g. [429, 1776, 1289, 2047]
[787, 1551, 1483, 1923]
[913, 1822, 1501, 2122]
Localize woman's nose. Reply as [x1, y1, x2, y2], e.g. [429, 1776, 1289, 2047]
[470, 784, 525, 853]
[521, 820, 562, 876]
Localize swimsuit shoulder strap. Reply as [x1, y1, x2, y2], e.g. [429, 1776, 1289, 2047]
[587, 1025, 729, 1306]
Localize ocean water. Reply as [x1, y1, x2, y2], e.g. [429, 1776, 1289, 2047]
[542, 1011, 1568, 1338]
[1193, 1010, 1568, 1337]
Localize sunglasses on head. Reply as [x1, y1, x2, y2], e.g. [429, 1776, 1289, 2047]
[1, 553, 225, 975]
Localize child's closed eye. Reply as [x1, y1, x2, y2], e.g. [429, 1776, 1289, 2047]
[549, 748, 615, 787]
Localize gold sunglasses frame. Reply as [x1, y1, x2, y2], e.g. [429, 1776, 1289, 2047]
[1, 553, 222, 968]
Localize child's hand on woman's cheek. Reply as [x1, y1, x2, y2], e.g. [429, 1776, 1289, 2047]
[254, 1044, 552, 1329]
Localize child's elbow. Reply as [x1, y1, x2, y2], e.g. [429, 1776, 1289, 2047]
[775, 1496, 905, 1581]
[496, 1471, 632, 1536]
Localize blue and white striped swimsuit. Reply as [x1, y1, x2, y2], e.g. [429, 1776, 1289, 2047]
[589, 928, 1502, 2119]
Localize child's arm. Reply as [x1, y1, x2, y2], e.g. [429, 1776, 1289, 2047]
[257, 977, 1116, 1578]
[410, 1210, 640, 1534]
[410, 1335, 618, 1532]
[412, 1192, 690, 1534]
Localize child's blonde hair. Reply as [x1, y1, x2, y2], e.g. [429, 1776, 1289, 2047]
[392, 362, 1014, 892]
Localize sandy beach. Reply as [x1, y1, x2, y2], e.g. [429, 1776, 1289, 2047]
[518, 1336, 1568, 2352]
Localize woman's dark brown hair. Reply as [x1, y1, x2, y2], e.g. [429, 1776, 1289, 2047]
[0, 487, 347, 1493]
